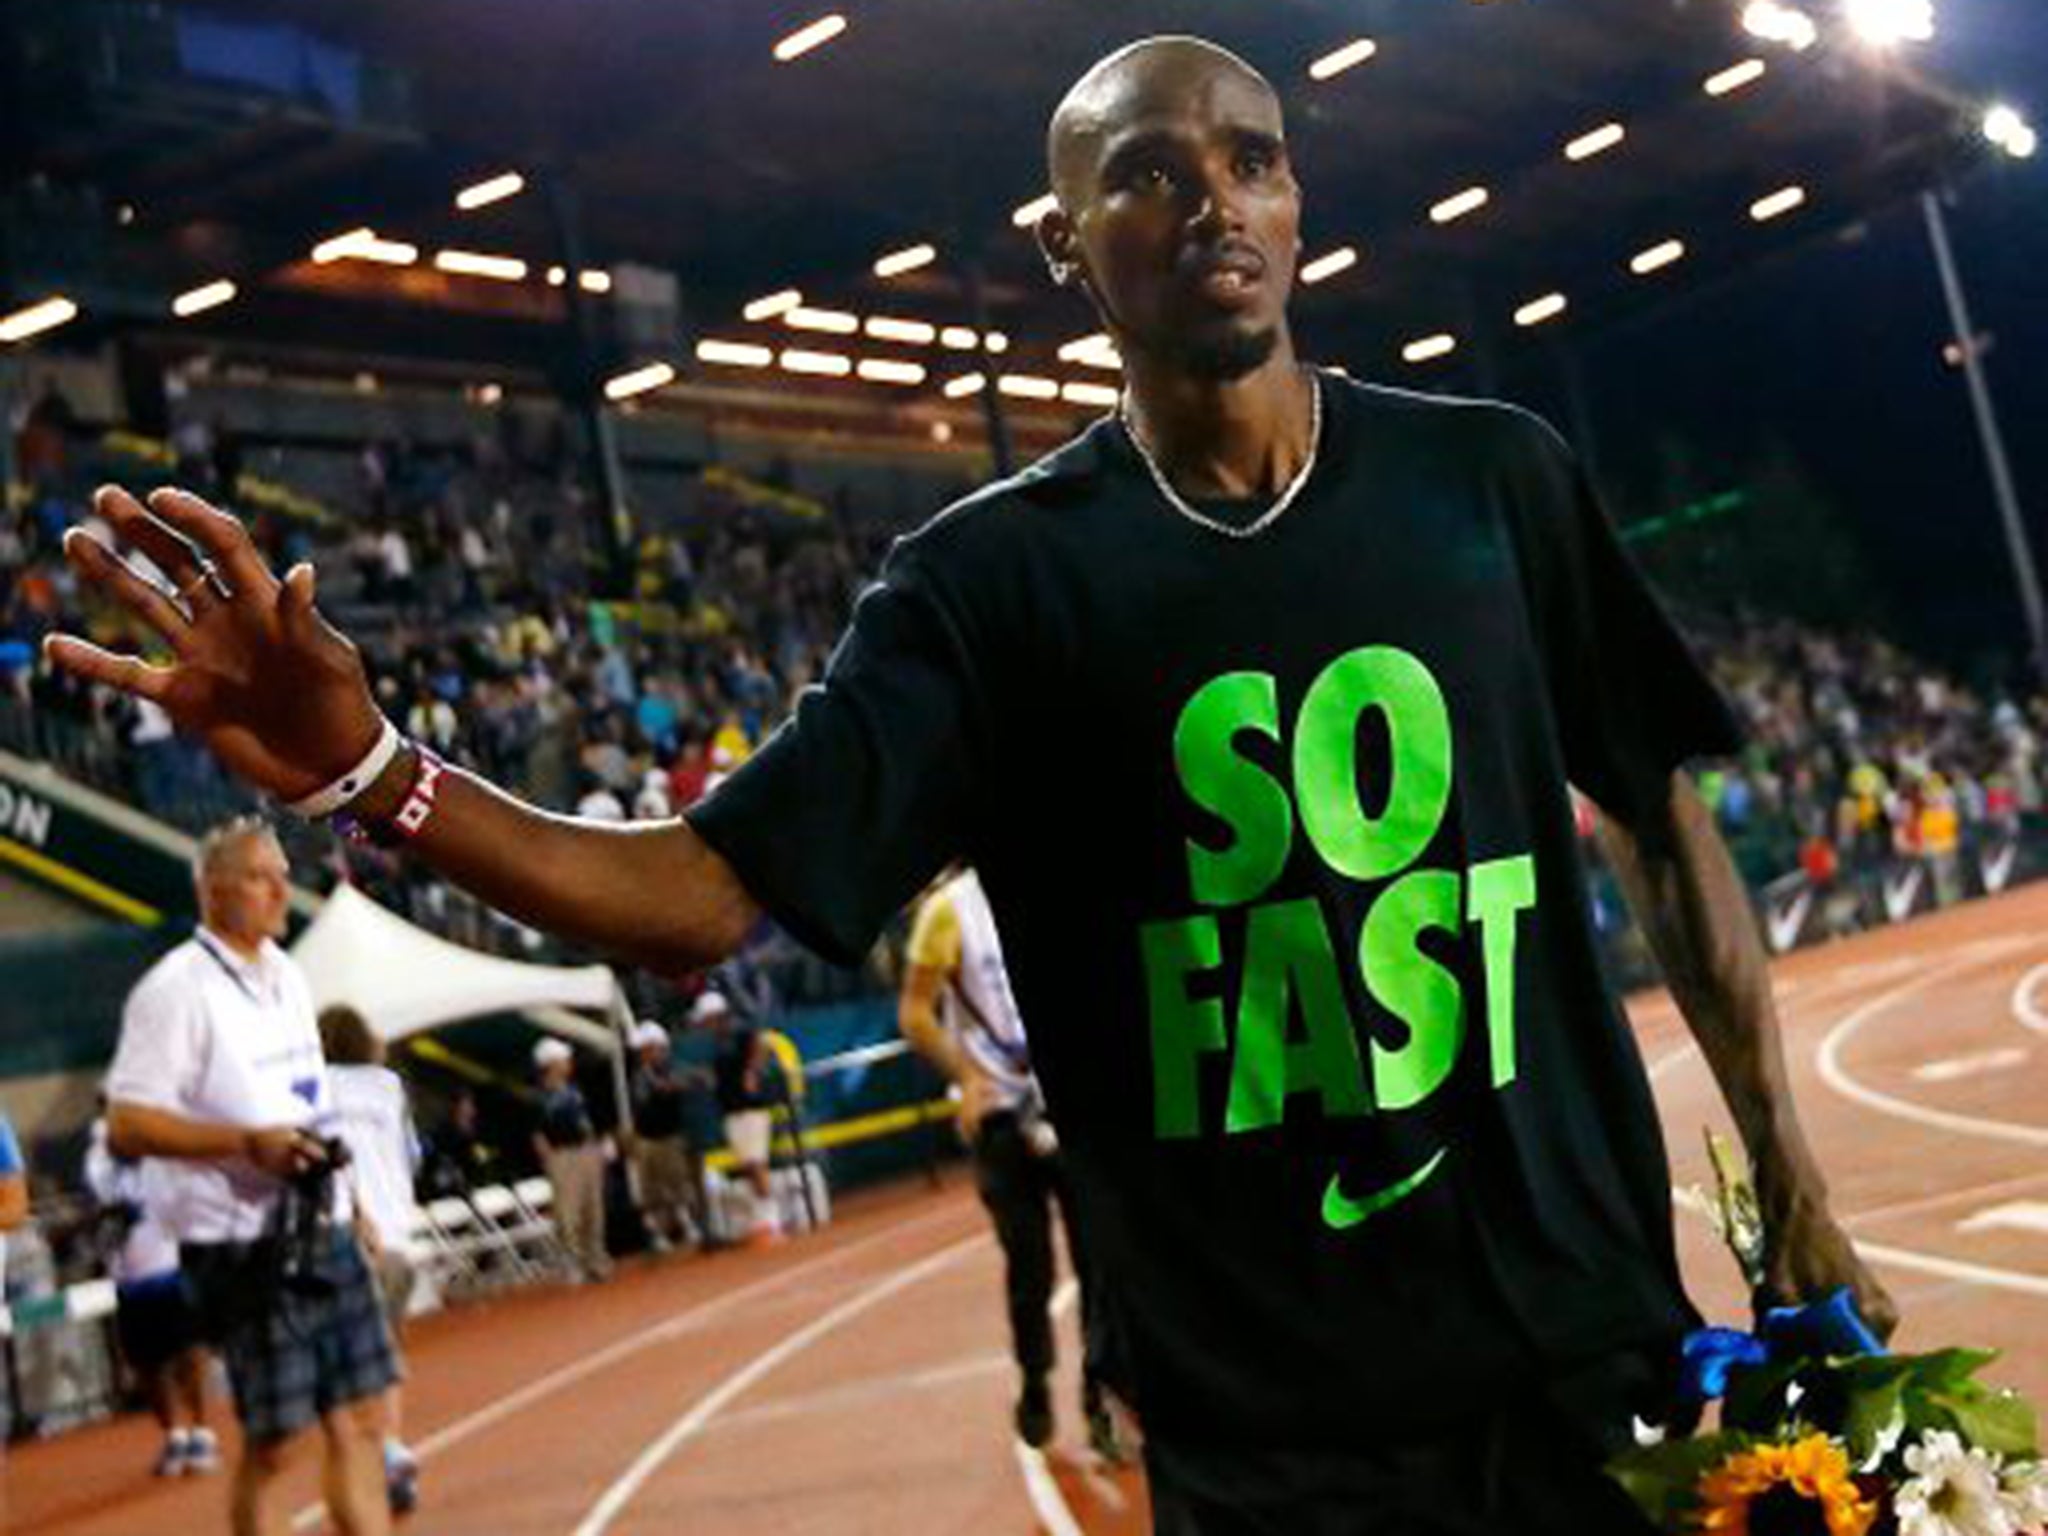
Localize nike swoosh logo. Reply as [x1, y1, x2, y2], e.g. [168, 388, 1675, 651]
[1321, 1146, 1449, 1231]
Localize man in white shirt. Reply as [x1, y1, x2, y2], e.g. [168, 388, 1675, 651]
[105, 818, 395, 1536]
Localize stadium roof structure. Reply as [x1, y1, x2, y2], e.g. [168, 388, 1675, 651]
[0, 0, 2024, 418]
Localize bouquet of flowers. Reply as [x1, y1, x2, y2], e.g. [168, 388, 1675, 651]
[1609, 1133, 2047, 1535]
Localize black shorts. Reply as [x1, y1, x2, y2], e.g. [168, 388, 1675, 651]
[1143, 1347, 1671, 1536]
[182, 1230, 398, 1444]
[114, 1273, 201, 1373]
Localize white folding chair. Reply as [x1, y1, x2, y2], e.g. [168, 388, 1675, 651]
[469, 1183, 560, 1280]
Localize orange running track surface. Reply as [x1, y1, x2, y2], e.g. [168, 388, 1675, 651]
[11, 883, 2048, 1534]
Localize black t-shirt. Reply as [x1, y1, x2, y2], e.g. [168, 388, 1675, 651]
[631, 1063, 688, 1140]
[690, 375, 1740, 1449]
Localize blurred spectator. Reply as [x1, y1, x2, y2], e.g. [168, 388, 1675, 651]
[626, 1021, 707, 1251]
[703, 992, 781, 1245]
[83, 1115, 220, 1478]
[531, 1039, 609, 1282]
[0, 1107, 25, 1262]
[418, 1090, 497, 1200]
[318, 1006, 424, 1516]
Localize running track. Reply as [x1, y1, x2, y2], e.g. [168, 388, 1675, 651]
[13, 884, 2048, 1534]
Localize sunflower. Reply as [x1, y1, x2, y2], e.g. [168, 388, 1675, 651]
[1693, 1434, 1879, 1536]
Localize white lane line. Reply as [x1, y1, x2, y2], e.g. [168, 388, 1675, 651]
[1658, 936, 2048, 1305]
[1816, 950, 2048, 1147]
[571, 1234, 986, 1536]
[1914, 1047, 2030, 1083]
[1014, 1280, 1091, 1536]
[1649, 1042, 1698, 1082]
[710, 1354, 1013, 1432]
[2011, 961, 2048, 1036]
[1848, 1167, 2048, 1228]
[1856, 1239, 2048, 1299]
[1956, 1202, 2048, 1237]
[1017, 1443, 1087, 1536]
[288, 1199, 971, 1532]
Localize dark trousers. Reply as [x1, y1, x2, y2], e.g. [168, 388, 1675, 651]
[971, 1112, 1097, 1392]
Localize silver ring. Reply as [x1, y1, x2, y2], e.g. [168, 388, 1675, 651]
[177, 569, 217, 602]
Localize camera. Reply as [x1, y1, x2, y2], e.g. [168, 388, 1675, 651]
[275, 1134, 353, 1295]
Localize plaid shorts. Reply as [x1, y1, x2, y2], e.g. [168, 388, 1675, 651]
[184, 1230, 399, 1443]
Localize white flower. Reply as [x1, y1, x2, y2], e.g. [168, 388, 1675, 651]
[2000, 1459, 2048, 1528]
[1894, 1430, 2019, 1536]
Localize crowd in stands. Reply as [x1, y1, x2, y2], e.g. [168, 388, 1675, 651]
[8, 380, 2048, 964]
[1690, 618, 2043, 910]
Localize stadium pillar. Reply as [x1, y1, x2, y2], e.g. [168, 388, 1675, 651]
[544, 173, 635, 599]
[1921, 188, 2046, 678]
[961, 258, 1015, 479]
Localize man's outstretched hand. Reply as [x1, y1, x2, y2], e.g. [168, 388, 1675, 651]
[43, 485, 384, 802]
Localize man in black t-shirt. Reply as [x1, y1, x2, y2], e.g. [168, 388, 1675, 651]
[52, 33, 1893, 1534]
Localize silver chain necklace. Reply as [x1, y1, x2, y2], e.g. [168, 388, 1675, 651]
[1119, 367, 1323, 540]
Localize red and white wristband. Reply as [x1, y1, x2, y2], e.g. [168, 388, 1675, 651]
[333, 744, 448, 848]
[285, 718, 403, 819]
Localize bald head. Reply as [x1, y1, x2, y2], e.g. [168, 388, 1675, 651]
[1035, 35, 1301, 384]
[1047, 36, 1279, 209]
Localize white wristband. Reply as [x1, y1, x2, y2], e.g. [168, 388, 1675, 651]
[286, 718, 404, 819]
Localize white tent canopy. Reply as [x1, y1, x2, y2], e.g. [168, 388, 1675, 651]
[291, 883, 623, 1056]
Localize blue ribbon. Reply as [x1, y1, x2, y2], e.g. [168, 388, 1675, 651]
[1677, 1287, 1887, 1405]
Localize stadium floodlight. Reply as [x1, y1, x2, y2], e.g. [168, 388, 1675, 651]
[942, 372, 987, 398]
[1984, 104, 2038, 159]
[1429, 187, 1490, 224]
[939, 326, 980, 350]
[1750, 184, 1809, 221]
[1705, 59, 1768, 96]
[998, 374, 1060, 400]
[1058, 333, 1122, 370]
[1565, 123, 1626, 161]
[1630, 239, 1687, 275]
[435, 250, 528, 282]
[857, 358, 927, 385]
[1011, 193, 1059, 229]
[0, 296, 78, 344]
[774, 14, 847, 62]
[1401, 334, 1457, 363]
[312, 228, 417, 266]
[475, 383, 504, 404]
[455, 172, 525, 211]
[578, 270, 612, 294]
[986, 332, 1010, 354]
[743, 288, 803, 322]
[1842, 0, 1935, 46]
[1062, 381, 1121, 407]
[696, 340, 774, 368]
[1299, 246, 1360, 285]
[780, 348, 853, 376]
[604, 361, 675, 401]
[172, 280, 237, 318]
[866, 316, 938, 344]
[1308, 39, 1378, 82]
[873, 244, 937, 279]
[1513, 292, 1568, 327]
[1742, 2, 1819, 49]
[784, 306, 859, 334]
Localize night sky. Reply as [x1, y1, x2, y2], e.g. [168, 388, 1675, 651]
[1520, 1, 2048, 680]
